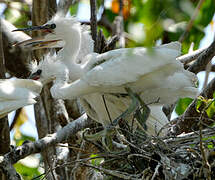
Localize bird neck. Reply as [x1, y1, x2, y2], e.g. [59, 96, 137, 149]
[60, 24, 82, 62]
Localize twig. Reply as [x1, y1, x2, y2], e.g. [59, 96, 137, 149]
[179, 0, 206, 42]
[203, 61, 212, 89]
[151, 163, 161, 180]
[71, 137, 86, 179]
[79, 162, 139, 179]
[9, 108, 22, 131]
[199, 111, 211, 179]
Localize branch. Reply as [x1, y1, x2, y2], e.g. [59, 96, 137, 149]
[0, 114, 92, 171]
[176, 45, 208, 65]
[187, 39, 215, 74]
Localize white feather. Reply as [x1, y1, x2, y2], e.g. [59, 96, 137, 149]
[0, 79, 42, 118]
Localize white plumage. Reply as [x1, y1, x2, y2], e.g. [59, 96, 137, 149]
[15, 14, 198, 135]
[0, 79, 42, 118]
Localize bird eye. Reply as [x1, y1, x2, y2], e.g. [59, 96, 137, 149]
[50, 23, 56, 29]
[37, 69, 42, 75]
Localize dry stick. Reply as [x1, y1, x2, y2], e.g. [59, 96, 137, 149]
[71, 138, 86, 179]
[179, 0, 206, 42]
[9, 108, 22, 131]
[199, 112, 211, 180]
[79, 162, 138, 180]
[203, 61, 212, 89]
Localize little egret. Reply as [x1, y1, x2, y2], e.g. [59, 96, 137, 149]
[14, 14, 198, 135]
[0, 79, 42, 118]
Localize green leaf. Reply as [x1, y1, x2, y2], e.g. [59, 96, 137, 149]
[206, 100, 215, 118]
[14, 163, 41, 179]
[196, 97, 203, 113]
[90, 154, 104, 166]
[69, 3, 79, 15]
[175, 98, 193, 115]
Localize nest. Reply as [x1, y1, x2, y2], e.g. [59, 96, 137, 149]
[70, 123, 215, 180]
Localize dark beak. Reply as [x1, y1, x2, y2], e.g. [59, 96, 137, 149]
[12, 24, 62, 49]
[12, 24, 53, 32]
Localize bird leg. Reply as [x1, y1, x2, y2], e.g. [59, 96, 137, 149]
[83, 87, 143, 151]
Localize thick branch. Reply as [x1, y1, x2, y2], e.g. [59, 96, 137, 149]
[0, 114, 91, 165]
[187, 40, 215, 74]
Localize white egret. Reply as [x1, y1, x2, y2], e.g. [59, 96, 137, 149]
[14, 14, 198, 136]
[0, 79, 43, 118]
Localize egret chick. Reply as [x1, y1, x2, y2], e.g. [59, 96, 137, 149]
[30, 42, 198, 136]
[14, 14, 198, 136]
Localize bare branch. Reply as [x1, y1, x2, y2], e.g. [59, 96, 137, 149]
[0, 114, 91, 164]
[176, 45, 208, 65]
[187, 40, 215, 74]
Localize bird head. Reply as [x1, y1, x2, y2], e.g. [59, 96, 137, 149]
[13, 13, 81, 50]
[29, 53, 69, 84]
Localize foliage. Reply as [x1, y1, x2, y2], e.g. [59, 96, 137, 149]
[175, 97, 193, 115]
[196, 96, 215, 119]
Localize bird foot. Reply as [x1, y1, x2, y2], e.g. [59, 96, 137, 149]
[83, 87, 146, 151]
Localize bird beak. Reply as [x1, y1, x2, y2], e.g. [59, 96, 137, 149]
[13, 37, 63, 50]
[12, 24, 53, 32]
[12, 25, 63, 49]
[28, 72, 41, 80]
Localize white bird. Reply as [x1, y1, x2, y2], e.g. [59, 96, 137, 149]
[0, 79, 43, 118]
[14, 14, 198, 136]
